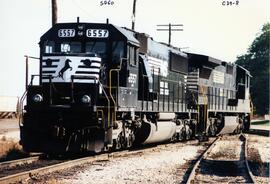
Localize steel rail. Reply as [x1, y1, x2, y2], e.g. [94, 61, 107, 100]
[186, 134, 256, 184]
[0, 154, 108, 184]
[186, 136, 221, 184]
[243, 134, 256, 183]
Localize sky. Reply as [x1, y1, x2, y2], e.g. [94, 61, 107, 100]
[0, 0, 269, 97]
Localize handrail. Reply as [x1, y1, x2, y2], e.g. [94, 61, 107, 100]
[198, 85, 208, 130]
[20, 72, 114, 132]
[18, 90, 28, 125]
[19, 74, 40, 125]
[70, 75, 111, 128]
[109, 58, 127, 121]
[19, 75, 111, 127]
[201, 86, 208, 123]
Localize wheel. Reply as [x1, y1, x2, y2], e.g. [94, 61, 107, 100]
[178, 132, 185, 141]
[126, 134, 134, 148]
[208, 124, 217, 136]
[185, 126, 192, 140]
[112, 134, 122, 150]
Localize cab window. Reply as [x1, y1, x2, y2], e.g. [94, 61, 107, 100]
[128, 46, 137, 66]
[44, 41, 55, 54]
[112, 41, 124, 63]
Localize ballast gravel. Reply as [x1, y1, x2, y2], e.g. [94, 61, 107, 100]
[34, 142, 206, 184]
[61, 144, 202, 184]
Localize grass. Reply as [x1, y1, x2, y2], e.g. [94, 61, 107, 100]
[251, 120, 270, 125]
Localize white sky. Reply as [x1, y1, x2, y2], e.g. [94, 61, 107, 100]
[0, 0, 269, 97]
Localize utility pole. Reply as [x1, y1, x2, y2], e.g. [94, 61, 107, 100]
[157, 24, 183, 46]
[131, 0, 137, 30]
[51, 0, 58, 26]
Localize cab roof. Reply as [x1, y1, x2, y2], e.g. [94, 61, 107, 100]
[40, 22, 140, 47]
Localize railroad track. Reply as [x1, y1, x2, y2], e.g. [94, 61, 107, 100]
[1, 132, 262, 184]
[0, 156, 40, 168]
[0, 154, 67, 183]
[0, 141, 189, 184]
[185, 134, 256, 184]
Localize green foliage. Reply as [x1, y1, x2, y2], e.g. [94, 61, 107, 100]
[236, 23, 270, 115]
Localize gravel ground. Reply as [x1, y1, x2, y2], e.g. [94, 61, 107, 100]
[29, 141, 208, 184]
[0, 118, 20, 141]
[0, 119, 24, 161]
[0, 118, 19, 132]
[247, 134, 270, 184]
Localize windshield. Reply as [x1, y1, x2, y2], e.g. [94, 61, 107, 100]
[43, 41, 82, 54]
[43, 41, 106, 55]
[85, 41, 107, 58]
[42, 40, 124, 64]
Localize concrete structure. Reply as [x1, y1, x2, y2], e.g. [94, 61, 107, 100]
[0, 96, 19, 118]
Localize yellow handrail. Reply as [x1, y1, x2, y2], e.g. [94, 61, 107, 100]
[109, 58, 127, 122]
[199, 85, 208, 127]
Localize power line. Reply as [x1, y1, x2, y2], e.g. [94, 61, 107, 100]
[157, 23, 183, 46]
[71, 0, 99, 21]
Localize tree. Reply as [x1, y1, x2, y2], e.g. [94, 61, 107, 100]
[236, 23, 270, 115]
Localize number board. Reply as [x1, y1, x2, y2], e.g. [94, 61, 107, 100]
[58, 29, 75, 37]
[86, 29, 109, 38]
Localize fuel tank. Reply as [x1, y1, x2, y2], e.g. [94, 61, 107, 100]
[143, 121, 176, 144]
[135, 120, 176, 145]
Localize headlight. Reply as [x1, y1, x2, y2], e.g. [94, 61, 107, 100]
[81, 95, 91, 104]
[33, 94, 43, 102]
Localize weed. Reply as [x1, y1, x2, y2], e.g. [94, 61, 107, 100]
[1, 136, 7, 141]
[248, 147, 265, 176]
[0, 139, 29, 162]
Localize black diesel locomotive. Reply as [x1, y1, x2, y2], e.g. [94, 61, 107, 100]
[20, 21, 251, 153]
